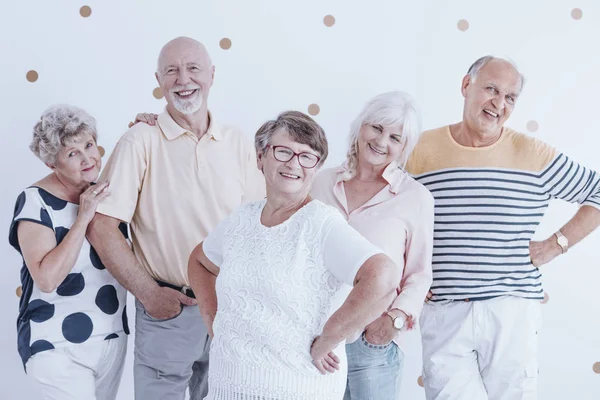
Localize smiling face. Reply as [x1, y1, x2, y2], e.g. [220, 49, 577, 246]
[156, 37, 215, 116]
[51, 133, 101, 186]
[356, 123, 404, 170]
[462, 58, 522, 138]
[257, 129, 321, 198]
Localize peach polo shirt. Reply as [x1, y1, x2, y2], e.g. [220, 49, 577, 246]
[310, 161, 434, 346]
[97, 110, 265, 287]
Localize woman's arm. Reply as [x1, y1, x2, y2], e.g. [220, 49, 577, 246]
[188, 242, 220, 337]
[18, 182, 110, 293]
[311, 253, 400, 373]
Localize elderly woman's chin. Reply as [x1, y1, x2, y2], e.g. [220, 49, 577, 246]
[273, 175, 310, 195]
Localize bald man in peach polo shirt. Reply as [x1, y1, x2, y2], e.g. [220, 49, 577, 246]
[87, 37, 265, 400]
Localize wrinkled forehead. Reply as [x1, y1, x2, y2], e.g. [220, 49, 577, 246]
[61, 132, 95, 148]
[158, 41, 211, 72]
[478, 61, 522, 93]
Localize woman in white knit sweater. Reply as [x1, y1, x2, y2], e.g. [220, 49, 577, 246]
[187, 111, 400, 400]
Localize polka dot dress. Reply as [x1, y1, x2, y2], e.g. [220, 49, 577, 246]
[9, 187, 130, 367]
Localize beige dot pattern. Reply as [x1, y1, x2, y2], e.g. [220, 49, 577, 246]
[541, 292, 549, 304]
[571, 8, 583, 20]
[26, 70, 38, 82]
[153, 87, 164, 99]
[418, 375, 424, 387]
[98, 146, 105, 157]
[308, 104, 320, 116]
[593, 362, 600, 374]
[527, 120, 539, 132]
[457, 19, 469, 31]
[16, 286, 22, 298]
[323, 15, 335, 27]
[80, 6, 92, 18]
[220, 38, 232, 50]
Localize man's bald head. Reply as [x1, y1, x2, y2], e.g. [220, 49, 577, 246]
[156, 36, 212, 74]
[155, 37, 215, 116]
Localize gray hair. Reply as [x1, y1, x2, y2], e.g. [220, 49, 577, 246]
[467, 55, 525, 92]
[344, 91, 422, 176]
[30, 105, 97, 166]
[255, 111, 328, 166]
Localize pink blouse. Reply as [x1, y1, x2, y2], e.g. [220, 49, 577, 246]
[310, 161, 434, 346]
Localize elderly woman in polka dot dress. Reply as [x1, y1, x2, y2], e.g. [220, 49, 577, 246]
[9, 105, 129, 400]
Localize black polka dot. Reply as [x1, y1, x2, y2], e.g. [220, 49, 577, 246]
[56, 273, 85, 296]
[30, 340, 55, 355]
[62, 312, 93, 343]
[95, 285, 119, 315]
[38, 188, 68, 211]
[122, 306, 130, 335]
[90, 246, 106, 270]
[55, 227, 69, 244]
[28, 299, 55, 323]
[104, 333, 119, 340]
[118, 222, 129, 240]
[40, 208, 52, 228]
[14, 192, 26, 218]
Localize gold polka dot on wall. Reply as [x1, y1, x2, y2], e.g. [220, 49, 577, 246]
[16, 286, 22, 298]
[323, 15, 335, 27]
[457, 19, 469, 31]
[220, 38, 232, 50]
[526, 120, 539, 133]
[98, 146, 105, 157]
[26, 70, 38, 83]
[571, 8, 583, 20]
[417, 375, 424, 387]
[80, 6, 92, 18]
[593, 362, 600, 374]
[541, 292, 549, 304]
[308, 104, 320, 116]
[153, 87, 164, 99]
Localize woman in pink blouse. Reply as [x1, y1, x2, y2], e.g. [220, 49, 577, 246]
[311, 91, 434, 400]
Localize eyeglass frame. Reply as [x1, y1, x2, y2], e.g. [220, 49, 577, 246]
[266, 145, 321, 169]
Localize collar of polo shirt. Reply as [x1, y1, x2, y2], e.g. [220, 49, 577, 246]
[157, 109, 223, 141]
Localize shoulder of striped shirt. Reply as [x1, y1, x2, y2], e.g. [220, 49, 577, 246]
[407, 125, 559, 175]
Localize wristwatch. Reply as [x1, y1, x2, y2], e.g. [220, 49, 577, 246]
[385, 310, 406, 330]
[554, 230, 569, 254]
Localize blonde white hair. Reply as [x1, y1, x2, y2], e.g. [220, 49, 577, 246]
[344, 91, 421, 176]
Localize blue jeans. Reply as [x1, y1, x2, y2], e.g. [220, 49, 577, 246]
[344, 333, 404, 400]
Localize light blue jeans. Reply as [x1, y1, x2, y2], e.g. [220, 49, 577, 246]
[344, 333, 404, 400]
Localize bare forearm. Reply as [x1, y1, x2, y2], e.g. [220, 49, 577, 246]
[322, 258, 399, 344]
[35, 218, 88, 291]
[188, 260, 218, 334]
[560, 205, 600, 247]
[87, 215, 157, 303]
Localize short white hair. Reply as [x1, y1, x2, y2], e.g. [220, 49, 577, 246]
[344, 91, 422, 176]
[30, 105, 97, 165]
[467, 55, 525, 92]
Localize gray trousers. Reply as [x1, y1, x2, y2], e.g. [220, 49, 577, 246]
[134, 299, 210, 400]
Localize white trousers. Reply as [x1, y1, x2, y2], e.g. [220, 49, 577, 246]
[420, 296, 542, 400]
[26, 336, 127, 400]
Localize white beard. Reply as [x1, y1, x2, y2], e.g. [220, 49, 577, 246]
[169, 86, 203, 115]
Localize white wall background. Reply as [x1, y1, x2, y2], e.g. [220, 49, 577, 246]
[1, 1, 599, 398]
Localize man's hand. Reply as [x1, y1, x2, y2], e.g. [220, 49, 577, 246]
[529, 237, 562, 268]
[143, 286, 197, 320]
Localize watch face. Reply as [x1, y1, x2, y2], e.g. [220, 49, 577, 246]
[394, 318, 405, 330]
[558, 236, 568, 246]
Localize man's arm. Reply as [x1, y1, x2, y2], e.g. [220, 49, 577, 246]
[87, 213, 195, 319]
[530, 205, 600, 266]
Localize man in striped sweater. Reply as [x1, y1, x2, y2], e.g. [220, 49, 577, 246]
[406, 56, 600, 399]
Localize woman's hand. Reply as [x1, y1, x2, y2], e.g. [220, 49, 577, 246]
[128, 113, 158, 128]
[363, 314, 397, 345]
[78, 181, 110, 224]
[310, 335, 340, 374]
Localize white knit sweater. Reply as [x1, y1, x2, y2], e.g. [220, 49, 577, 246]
[202, 200, 381, 400]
